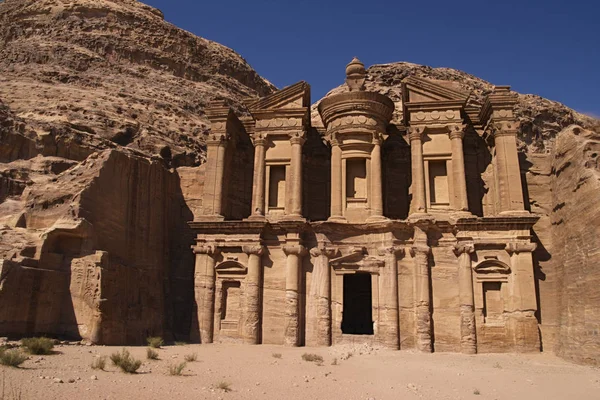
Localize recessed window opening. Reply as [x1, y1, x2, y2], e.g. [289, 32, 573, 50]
[429, 160, 449, 205]
[346, 159, 367, 199]
[268, 165, 286, 208]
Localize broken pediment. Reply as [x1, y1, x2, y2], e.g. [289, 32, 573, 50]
[402, 76, 470, 105]
[247, 81, 311, 112]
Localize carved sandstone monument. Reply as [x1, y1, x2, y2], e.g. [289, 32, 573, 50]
[1, 0, 599, 365]
[190, 59, 540, 353]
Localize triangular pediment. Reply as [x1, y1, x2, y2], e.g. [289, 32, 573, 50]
[248, 81, 311, 112]
[402, 77, 470, 104]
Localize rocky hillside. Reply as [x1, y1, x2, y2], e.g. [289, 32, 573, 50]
[0, 0, 275, 166]
[312, 62, 596, 154]
[1, 0, 599, 364]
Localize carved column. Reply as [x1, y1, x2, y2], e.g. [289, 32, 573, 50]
[505, 241, 539, 351]
[192, 245, 220, 343]
[329, 139, 344, 221]
[289, 133, 305, 219]
[309, 246, 336, 346]
[368, 134, 384, 220]
[449, 125, 469, 212]
[204, 135, 228, 217]
[409, 128, 427, 215]
[454, 242, 476, 354]
[250, 136, 267, 218]
[282, 244, 306, 346]
[377, 246, 403, 349]
[411, 235, 432, 352]
[242, 245, 264, 344]
[493, 124, 525, 213]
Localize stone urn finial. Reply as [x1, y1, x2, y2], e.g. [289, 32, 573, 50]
[346, 57, 366, 92]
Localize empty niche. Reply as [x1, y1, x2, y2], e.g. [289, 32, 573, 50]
[268, 165, 286, 209]
[346, 159, 367, 199]
[428, 160, 449, 206]
[221, 281, 241, 327]
[482, 282, 503, 323]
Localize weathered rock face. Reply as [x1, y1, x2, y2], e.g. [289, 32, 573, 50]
[549, 125, 600, 365]
[1, 0, 599, 364]
[0, 0, 275, 166]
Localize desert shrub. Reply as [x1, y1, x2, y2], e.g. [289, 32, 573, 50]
[301, 353, 323, 363]
[474, 388, 481, 395]
[146, 337, 164, 349]
[147, 348, 159, 360]
[110, 349, 141, 374]
[184, 353, 197, 362]
[168, 362, 186, 376]
[271, 353, 282, 359]
[217, 381, 231, 392]
[91, 356, 107, 370]
[331, 358, 338, 366]
[174, 341, 187, 346]
[0, 348, 28, 367]
[21, 337, 54, 355]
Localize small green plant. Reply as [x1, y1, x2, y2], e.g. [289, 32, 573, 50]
[0, 348, 28, 367]
[91, 356, 107, 370]
[21, 337, 54, 355]
[301, 353, 323, 363]
[216, 381, 231, 392]
[473, 388, 481, 395]
[271, 353, 282, 359]
[184, 353, 197, 362]
[147, 337, 164, 349]
[168, 362, 186, 376]
[110, 349, 141, 373]
[147, 348, 159, 360]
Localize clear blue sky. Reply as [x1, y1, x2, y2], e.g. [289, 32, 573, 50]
[145, 0, 599, 117]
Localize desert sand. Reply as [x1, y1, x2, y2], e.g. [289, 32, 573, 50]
[1, 342, 599, 400]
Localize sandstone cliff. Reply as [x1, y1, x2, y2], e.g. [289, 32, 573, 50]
[1, 0, 600, 364]
[0, 0, 275, 166]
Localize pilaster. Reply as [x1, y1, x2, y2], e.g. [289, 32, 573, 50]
[308, 245, 337, 346]
[454, 242, 477, 354]
[282, 243, 307, 346]
[191, 245, 221, 343]
[377, 246, 404, 349]
[242, 245, 265, 344]
[408, 127, 427, 215]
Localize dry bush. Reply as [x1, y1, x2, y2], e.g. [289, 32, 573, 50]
[147, 348, 159, 360]
[20, 337, 54, 355]
[184, 353, 197, 362]
[0, 348, 28, 368]
[146, 337, 164, 349]
[301, 353, 323, 363]
[216, 381, 231, 392]
[168, 362, 186, 376]
[271, 353, 282, 359]
[174, 341, 187, 346]
[91, 356, 107, 370]
[110, 349, 141, 373]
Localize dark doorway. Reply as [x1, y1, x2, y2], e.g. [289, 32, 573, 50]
[341, 273, 374, 335]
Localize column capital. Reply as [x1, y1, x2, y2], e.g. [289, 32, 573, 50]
[251, 134, 268, 147]
[192, 245, 221, 256]
[410, 243, 431, 257]
[505, 242, 537, 255]
[377, 246, 405, 257]
[206, 133, 230, 147]
[453, 242, 475, 256]
[408, 127, 424, 142]
[242, 245, 265, 256]
[448, 124, 466, 140]
[490, 121, 520, 138]
[283, 244, 307, 257]
[288, 130, 306, 145]
[309, 246, 338, 258]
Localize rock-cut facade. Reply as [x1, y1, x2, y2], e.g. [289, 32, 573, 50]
[190, 59, 540, 353]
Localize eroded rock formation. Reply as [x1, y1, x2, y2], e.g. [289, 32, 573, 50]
[0, 0, 599, 365]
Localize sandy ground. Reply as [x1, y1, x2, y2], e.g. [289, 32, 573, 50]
[1, 342, 599, 400]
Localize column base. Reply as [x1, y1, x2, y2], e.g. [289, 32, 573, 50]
[246, 214, 266, 221]
[195, 215, 225, 222]
[280, 214, 306, 222]
[327, 215, 347, 223]
[366, 215, 390, 223]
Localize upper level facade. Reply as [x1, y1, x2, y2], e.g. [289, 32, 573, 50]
[195, 58, 529, 225]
